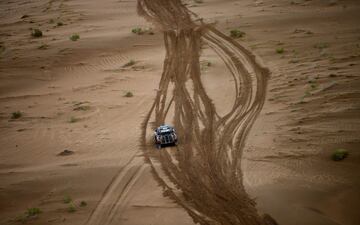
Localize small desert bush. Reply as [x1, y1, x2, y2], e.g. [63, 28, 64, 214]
[31, 29, 43, 38]
[57, 22, 63, 26]
[332, 149, 348, 161]
[132, 27, 154, 35]
[314, 43, 329, 49]
[132, 27, 144, 35]
[15, 207, 41, 223]
[276, 47, 284, 54]
[194, 0, 203, 3]
[80, 201, 87, 207]
[310, 83, 317, 89]
[123, 59, 136, 67]
[69, 116, 80, 123]
[67, 203, 76, 213]
[124, 91, 134, 97]
[230, 29, 245, 38]
[70, 34, 80, 41]
[63, 195, 72, 204]
[26, 208, 41, 217]
[11, 111, 22, 119]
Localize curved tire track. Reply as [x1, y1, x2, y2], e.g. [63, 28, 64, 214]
[85, 155, 146, 225]
[138, 0, 276, 225]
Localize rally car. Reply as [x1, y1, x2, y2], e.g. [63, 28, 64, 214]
[154, 125, 178, 148]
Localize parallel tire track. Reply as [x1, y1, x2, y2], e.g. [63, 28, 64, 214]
[85, 155, 146, 225]
[138, 1, 276, 225]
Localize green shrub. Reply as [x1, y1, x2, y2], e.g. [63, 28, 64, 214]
[26, 208, 41, 217]
[276, 47, 284, 54]
[332, 149, 348, 161]
[31, 29, 43, 38]
[230, 29, 245, 38]
[67, 203, 76, 213]
[124, 91, 134, 97]
[11, 111, 22, 119]
[132, 27, 144, 35]
[70, 34, 80, 41]
[63, 195, 72, 204]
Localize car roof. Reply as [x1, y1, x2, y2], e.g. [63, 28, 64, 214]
[159, 124, 172, 129]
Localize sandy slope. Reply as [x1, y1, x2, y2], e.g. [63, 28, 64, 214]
[0, 0, 359, 225]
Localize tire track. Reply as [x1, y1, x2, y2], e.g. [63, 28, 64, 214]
[138, 0, 276, 224]
[85, 154, 146, 225]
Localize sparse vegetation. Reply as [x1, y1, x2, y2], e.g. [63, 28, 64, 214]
[124, 91, 134, 97]
[310, 83, 317, 89]
[276, 47, 284, 54]
[26, 208, 42, 217]
[131, 27, 154, 35]
[15, 207, 42, 223]
[80, 201, 87, 207]
[314, 43, 329, 50]
[67, 203, 76, 213]
[70, 34, 80, 41]
[63, 195, 72, 204]
[230, 29, 245, 38]
[57, 22, 64, 26]
[31, 29, 43, 38]
[49, 19, 55, 24]
[38, 44, 49, 50]
[132, 27, 144, 35]
[11, 111, 22, 119]
[331, 149, 348, 161]
[69, 116, 80, 123]
[73, 105, 91, 111]
[194, 0, 203, 3]
[123, 59, 136, 67]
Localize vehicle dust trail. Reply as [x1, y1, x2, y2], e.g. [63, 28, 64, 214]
[138, 0, 275, 225]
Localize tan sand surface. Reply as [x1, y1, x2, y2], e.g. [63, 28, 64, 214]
[0, 0, 359, 225]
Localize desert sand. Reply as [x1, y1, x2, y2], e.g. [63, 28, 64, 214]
[0, 0, 359, 225]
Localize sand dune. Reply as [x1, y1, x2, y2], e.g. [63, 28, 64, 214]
[0, 0, 359, 225]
